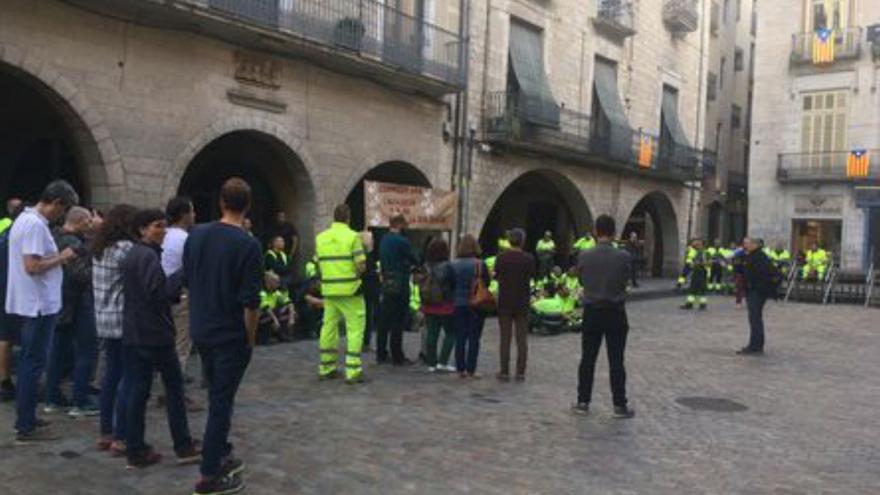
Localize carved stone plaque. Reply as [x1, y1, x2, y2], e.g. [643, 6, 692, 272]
[233, 51, 281, 89]
[793, 194, 843, 216]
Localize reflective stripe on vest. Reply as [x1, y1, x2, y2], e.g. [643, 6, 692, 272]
[315, 222, 364, 296]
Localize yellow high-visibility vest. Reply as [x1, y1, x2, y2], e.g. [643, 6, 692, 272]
[315, 222, 366, 297]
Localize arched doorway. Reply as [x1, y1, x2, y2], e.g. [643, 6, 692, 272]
[344, 161, 434, 256]
[177, 130, 316, 252]
[0, 62, 92, 205]
[479, 170, 592, 264]
[623, 192, 680, 277]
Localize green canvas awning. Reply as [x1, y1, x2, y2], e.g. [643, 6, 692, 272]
[592, 59, 633, 160]
[508, 21, 560, 126]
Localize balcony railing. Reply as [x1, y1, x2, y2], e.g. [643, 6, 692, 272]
[791, 27, 862, 65]
[64, 0, 463, 94]
[727, 170, 748, 194]
[593, 0, 637, 39]
[663, 0, 699, 33]
[777, 150, 880, 183]
[484, 91, 710, 181]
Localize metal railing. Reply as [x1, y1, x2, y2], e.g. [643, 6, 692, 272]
[865, 249, 876, 308]
[791, 27, 862, 64]
[484, 91, 708, 180]
[663, 0, 699, 33]
[595, 0, 636, 36]
[777, 150, 880, 183]
[195, 0, 463, 85]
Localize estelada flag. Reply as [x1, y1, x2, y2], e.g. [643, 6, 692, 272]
[638, 135, 654, 168]
[812, 28, 835, 65]
[846, 149, 869, 178]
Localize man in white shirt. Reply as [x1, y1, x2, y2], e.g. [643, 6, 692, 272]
[162, 196, 196, 373]
[6, 180, 79, 443]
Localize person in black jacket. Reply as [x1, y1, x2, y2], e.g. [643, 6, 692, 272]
[738, 237, 778, 355]
[122, 209, 201, 469]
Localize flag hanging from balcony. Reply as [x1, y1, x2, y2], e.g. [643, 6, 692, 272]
[846, 149, 870, 178]
[812, 28, 835, 65]
[638, 135, 654, 168]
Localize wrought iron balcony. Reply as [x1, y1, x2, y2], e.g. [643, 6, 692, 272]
[592, 0, 637, 40]
[484, 91, 710, 182]
[663, 0, 699, 34]
[62, 0, 464, 96]
[777, 150, 880, 183]
[791, 27, 862, 65]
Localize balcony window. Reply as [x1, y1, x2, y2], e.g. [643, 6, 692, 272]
[800, 90, 847, 172]
[593, 0, 637, 39]
[508, 20, 560, 127]
[591, 58, 632, 161]
[707, 72, 718, 102]
[663, 0, 699, 33]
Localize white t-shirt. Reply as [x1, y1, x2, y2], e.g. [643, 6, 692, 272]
[5, 208, 63, 317]
[161, 226, 188, 276]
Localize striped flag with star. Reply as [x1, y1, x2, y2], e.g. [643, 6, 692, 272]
[846, 149, 870, 179]
[638, 135, 654, 168]
[812, 28, 835, 65]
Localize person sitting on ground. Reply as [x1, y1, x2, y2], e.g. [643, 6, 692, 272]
[557, 286, 582, 332]
[259, 272, 295, 344]
[529, 283, 566, 334]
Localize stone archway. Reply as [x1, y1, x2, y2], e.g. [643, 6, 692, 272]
[175, 129, 318, 257]
[0, 42, 123, 206]
[477, 168, 593, 262]
[623, 191, 681, 277]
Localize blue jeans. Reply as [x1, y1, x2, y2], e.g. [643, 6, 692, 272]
[124, 345, 192, 457]
[197, 340, 252, 478]
[99, 338, 128, 440]
[15, 314, 59, 434]
[454, 307, 484, 374]
[746, 290, 767, 351]
[46, 292, 98, 407]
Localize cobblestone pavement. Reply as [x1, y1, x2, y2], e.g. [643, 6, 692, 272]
[2, 297, 879, 495]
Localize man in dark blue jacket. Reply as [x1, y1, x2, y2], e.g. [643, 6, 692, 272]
[377, 214, 417, 365]
[738, 237, 778, 355]
[122, 209, 200, 469]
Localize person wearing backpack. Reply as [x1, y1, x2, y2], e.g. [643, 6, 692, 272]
[419, 237, 455, 372]
[449, 235, 490, 378]
[494, 228, 535, 381]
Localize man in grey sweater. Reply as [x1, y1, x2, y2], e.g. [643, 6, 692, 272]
[571, 215, 635, 418]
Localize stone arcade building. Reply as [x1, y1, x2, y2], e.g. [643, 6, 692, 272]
[1, 0, 726, 276]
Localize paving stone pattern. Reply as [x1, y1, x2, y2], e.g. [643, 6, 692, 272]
[1, 298, 878, 494]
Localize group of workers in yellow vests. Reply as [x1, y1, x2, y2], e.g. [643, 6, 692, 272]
[675, 235, 829, 310]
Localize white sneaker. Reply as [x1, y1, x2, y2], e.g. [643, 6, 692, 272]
[427, 366, 437, 373]
[442, 364, 457, 372]
[43, 404, 65, 414]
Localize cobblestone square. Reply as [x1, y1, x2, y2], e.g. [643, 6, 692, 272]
[1, 298, 878, 495]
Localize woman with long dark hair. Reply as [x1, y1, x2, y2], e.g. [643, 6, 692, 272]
[92, 204, 137, 454]
[421, 237, 455, 372]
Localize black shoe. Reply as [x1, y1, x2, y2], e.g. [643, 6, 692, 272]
[318, 370, 339, 381]
[736, 347, 764, 355]
[698, 304, 707, 311]
[345, 374, 368, 385]
[613, 406, 636, 419]
[679, 303, 693, 310]
[392, 358, 415, 367]
[570, 402, 590, 416]
[193, 472, 245, 495]
[15, 428, 60, 445]
[126, 448, 162, 469]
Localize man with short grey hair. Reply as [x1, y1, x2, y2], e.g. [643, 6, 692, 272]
[6, 180, 79, 443]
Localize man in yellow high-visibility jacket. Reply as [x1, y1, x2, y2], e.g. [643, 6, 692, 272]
[315, 204, 367, 384]
[802, 243, 829, 281]
[0, 198, 23, 235]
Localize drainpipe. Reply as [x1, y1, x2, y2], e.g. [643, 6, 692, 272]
[453, 0, 471, 240]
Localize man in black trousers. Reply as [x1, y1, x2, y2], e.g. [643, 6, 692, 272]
[738, 237, 777, 355]
[572, 215, 635, 419]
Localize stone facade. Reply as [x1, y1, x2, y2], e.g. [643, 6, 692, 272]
[0, 0, 460, 253]
[700, 0, 755, 243]
[749, 0, 880, 270]
[465, 0, 716, 274]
